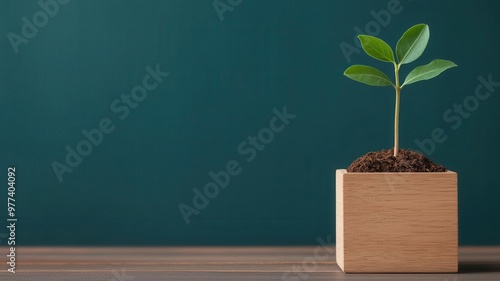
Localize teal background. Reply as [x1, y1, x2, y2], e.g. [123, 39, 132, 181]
[0, 0, 499, 245]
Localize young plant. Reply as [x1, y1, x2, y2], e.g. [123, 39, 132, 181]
[344, 24, 457, 157]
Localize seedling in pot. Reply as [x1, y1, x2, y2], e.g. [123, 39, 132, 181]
[344, 23, 457, 157]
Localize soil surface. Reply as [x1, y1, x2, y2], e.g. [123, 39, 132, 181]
[347, 149, 447, 172]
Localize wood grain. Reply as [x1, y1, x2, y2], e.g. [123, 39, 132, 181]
[0, 246, 499, 280]
[336, 169, 458, 273]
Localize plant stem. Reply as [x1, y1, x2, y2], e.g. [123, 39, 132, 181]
[394, 64, 401, 157]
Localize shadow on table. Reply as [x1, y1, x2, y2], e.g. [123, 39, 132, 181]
[459, 262, 500, 273]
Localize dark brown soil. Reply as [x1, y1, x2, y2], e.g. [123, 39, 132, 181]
[347, 149, 447, 172]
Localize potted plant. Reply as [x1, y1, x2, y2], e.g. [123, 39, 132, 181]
[336, 24, 458, 273]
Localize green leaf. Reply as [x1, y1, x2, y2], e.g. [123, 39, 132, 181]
[396, 24, 430, 65]
[344, 65, 394, 87]
[402, 59, 457, 87]
[358, 35, 395, 63]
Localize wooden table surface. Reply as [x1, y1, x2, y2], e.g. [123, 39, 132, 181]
[1, 246, 499, 280]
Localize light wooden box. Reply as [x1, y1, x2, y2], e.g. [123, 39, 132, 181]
[336, 169, 458, 273]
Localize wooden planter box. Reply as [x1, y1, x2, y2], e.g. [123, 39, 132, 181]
[335, 169, 458, 273]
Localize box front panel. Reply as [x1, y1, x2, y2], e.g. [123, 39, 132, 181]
[341, 171, 457, 273]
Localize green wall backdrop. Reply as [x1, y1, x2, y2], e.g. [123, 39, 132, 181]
[1, 0, 499, 245]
